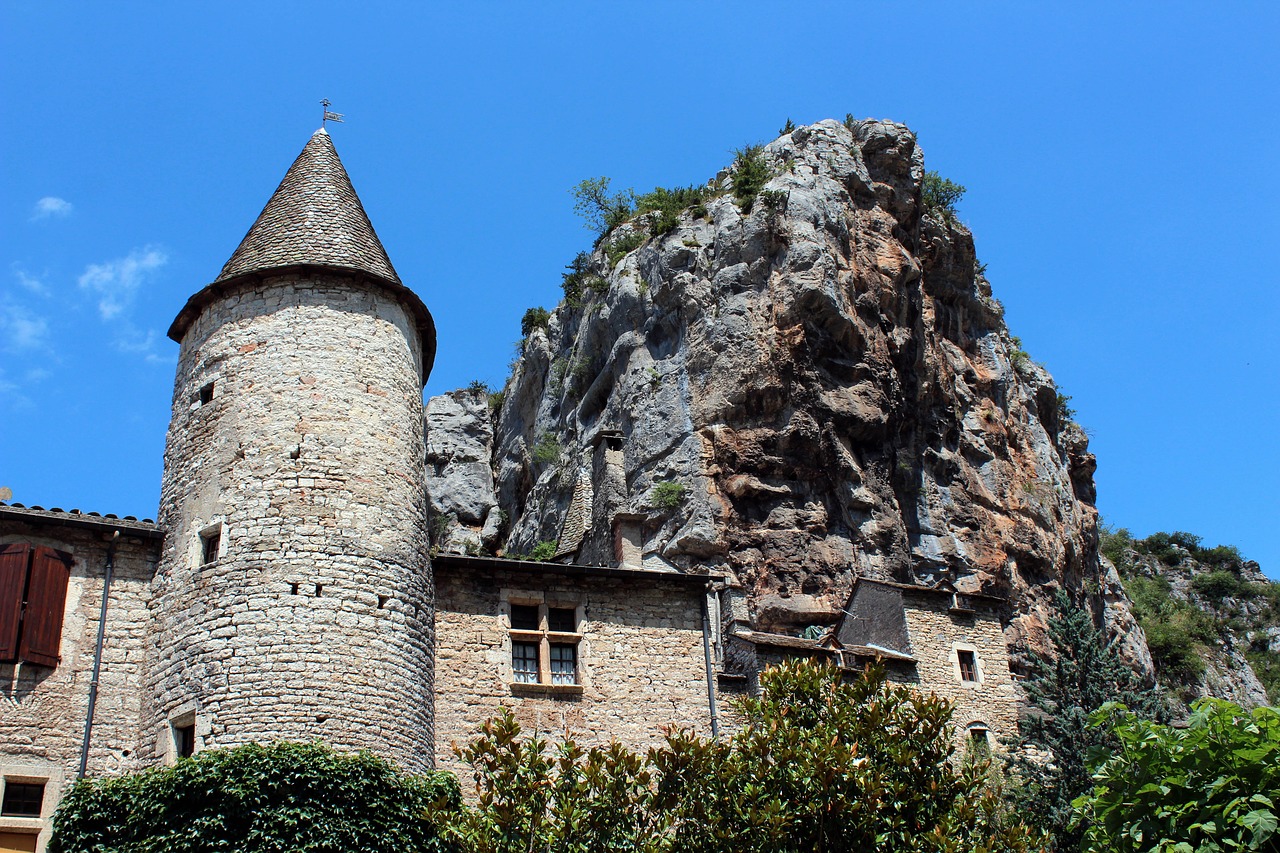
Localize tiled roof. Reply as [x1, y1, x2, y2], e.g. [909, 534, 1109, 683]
[0, 501, 164, 538]
[215, 128, 400, 285]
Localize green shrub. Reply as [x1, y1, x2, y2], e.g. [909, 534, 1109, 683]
[49, 742, 457, 853]
[1246, 646, 1280, 705]
[1056, 392, 1075, 423]
[571, 176, 635, 236]
[520, 307, 550, 337]
[605, 231, 646, 268]
[759, 189, 788, 214]
[1199, 543, 1245, 568]
[731, 144, 772, 212]
[1099, 522, 1134, 566]
[1142, 616, 1207, 683]
[779, 117, 796, 135]
[843, 113, 858, 131]
[436, 660, 1043, 853]
[561, 252, 606, 305]
[634, 185, 708, 237]
[650, 481, 686, 511]
[921, 170, 966, 216]
[465, 380, 489, 396]
[487, 390, 505, 415]
[1191, 569, 1246, 602]
[531, 433, 562, 466]
[529, 540, 557, 562]
[1075, 699, 1280, 852]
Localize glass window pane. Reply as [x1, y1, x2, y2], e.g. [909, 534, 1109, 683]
[547, 607, 576, 633]
[510, 604, 539, 631]
[958, 650, 977, 682]
[513, 642, 539, 683]
[1, 782, 44, 817]
[550, 643, 577, 685]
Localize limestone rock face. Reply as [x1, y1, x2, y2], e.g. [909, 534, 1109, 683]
[483, 119, 1144, 671]
[426, 389, 500, 554]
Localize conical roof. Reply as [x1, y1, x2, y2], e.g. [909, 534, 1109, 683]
[215, 128, 400, 284]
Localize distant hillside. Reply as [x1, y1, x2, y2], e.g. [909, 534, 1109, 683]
[1102, 526, 1277, 709]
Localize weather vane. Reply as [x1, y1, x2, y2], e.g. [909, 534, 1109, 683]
[321, 99, 344, 128]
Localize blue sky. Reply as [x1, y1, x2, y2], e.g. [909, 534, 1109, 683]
[1, 3, 1276, 578]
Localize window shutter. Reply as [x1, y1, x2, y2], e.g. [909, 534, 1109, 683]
[0, 544, 30, 662]
[19, 547, 72, 667]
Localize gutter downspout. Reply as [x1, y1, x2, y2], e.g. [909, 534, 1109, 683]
[700, 584, 720, 739]
[78, 530, 119, 779]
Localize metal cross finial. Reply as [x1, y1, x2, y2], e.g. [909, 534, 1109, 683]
[320, 99, 344, 128]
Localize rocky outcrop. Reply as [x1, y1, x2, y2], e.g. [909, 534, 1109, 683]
[425, 389, 501, 554]
[457, 118, 1148, 673]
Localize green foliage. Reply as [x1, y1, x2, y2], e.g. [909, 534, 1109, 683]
[529, 540, 557, 562]
[1247, 645, 1280, 705]
[531, 432, 562, 466]
[520, 306, 550, 337]
[731, 144, 772, 213]
[571, 176, 635, 236]
[605, 230, 647, 268]
[486, 390, 504, 415]
[922, 170, 967, 217]
[437, 660, 1043, 853]
[650, 481, 685, 511]
[779, 117, 796, 135]
[49, 741, 458, 853]
[759, 189, 788, 213]
[1074, 699, 1280, 852]
[465, 380, 488, 396]
[1122, 573, 1214, 685]
[1009, 590, 1165, 851]
[1055, 392, 1075, 423]
[634, 185, 709, 236]
[1008, 335, 1032, 375]
[1100, 522, 1135, 567]
[843, 113, 858, 131]
[1191, 569, 1249, 602]
[561, 252, 606, 305]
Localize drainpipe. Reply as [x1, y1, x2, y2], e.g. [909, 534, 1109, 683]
[78, 530, 119, 779]
[700, 584, 720, 739]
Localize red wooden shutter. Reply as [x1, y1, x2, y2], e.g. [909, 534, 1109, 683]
[19, 547, 71, 667]
[0, 544, 30, 662]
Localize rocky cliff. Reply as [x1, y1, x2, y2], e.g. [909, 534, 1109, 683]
[1103, 528, 1277, 709]
[428, 118, 1147, 674]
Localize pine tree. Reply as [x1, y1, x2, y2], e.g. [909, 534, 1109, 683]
[1010, 589, 1166, 850]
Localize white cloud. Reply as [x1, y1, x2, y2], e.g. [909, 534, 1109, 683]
[78, 246, 168, 320]
[12, 267, 48, 296]
[114, 322, 175, 366]
[30, 196, 73, 221]
[0, 301, 50, 351]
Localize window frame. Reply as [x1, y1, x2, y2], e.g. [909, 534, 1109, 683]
[0, 780, 45, 818]
[954, 646, 981, 685]
[506, 599, 583, 692]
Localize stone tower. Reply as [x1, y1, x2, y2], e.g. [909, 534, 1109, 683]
[146, 129, 437, 771]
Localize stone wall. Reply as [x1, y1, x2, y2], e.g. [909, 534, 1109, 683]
[900, 590, 1020, 748]
[0, 514, 160, 851]
[433, 557, 714, 779]
[147, 271, 435, 772]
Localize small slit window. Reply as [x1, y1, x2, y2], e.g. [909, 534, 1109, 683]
[200, 528, 221, 566]
[174, 724, 196, 758]
[1, 781, 44, 817]
[198, 382, 215, 406]
[958, 649, 978, 683]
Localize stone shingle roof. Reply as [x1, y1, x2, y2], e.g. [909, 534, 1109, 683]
[216, 128, 399, 284]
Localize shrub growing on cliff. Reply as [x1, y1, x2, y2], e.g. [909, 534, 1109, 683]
[634, 184, 709, 236]
[1073, 699, 1280, 852]
[49, 741, 458, 853]
[922, 170, 966, 217]
[650, 481, 686, 511]
[520, 306, 550, 337]
[731, 144, 772, 212]
[435, 660, 1043, 853]
[571, 176, 635, 237]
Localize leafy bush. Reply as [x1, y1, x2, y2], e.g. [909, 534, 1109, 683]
[531, 433, 562, 466]
[520, 307, 550, 337]
[650, 481, 685, 511]
[1099, 522, 1135, 566]
[1136, 531, 1201, 566]
[487, 390, 505, 415]
[922, 171, 966, 217]
[529, 540, 557, 562]
[434, 660, 1043, 853]
[49, 741, 457, 853]
[731, 144, 772, 212]
[1074, 699, 1280, 852]
[605, 230, 646, 268]
[634, 185, 708, 236]
[571, 176, 635, 236]
[561, 252, 606, 305]
[1055, 392, 1075, 423]
[1191, 569, 1247, 602]
[465, 380, 489, 396]
[779, 117, 796, 135]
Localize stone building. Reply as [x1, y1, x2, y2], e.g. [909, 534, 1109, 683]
[0, 129, 1018, 851]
